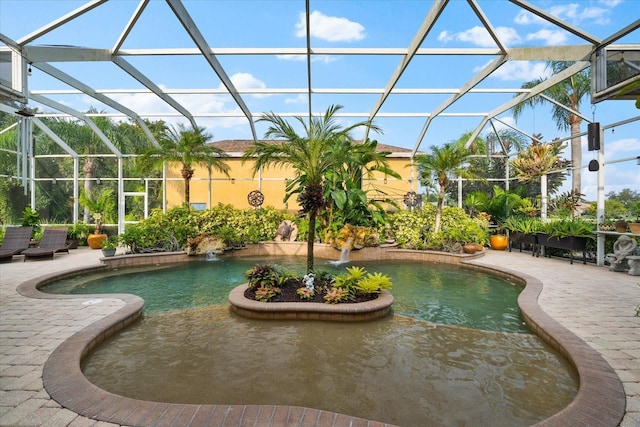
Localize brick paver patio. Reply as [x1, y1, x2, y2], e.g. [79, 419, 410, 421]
[1, 247, 638, 426]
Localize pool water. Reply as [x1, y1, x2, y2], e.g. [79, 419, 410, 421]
[44, 256, 578, 426]
[45, 256, 527, 333]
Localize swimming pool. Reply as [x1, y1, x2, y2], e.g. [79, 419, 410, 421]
[45, 256, 527, 332]
[43, 256, 578, 426]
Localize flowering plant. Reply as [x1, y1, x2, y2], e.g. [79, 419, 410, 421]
[296, 287, 315, 300]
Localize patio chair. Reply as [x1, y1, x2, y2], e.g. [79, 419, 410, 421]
[0, 226, 33, 263]
[22, 227, 69, 261]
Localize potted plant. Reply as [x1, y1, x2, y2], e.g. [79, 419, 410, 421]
[66, 221, 90, 249]
[79, 188, 115, 249]
[628, 203, 640, 234]
[614, 219, 628, 233]
[100, 235, 118, 257]
[503, 217, 542, 254]
[538, 218, 594, 264]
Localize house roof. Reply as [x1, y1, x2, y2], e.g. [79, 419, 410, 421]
[209, 139, 418, 157]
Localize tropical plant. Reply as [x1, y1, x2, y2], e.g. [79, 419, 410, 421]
[67, 221, 91, 244]
[415, 142, 475, 233]
[244, 263, 288, 289]
[511, 140, 569, 184]
[254, 285, 280, 302]
[541, 218, 595, 239]
[324, 287, 348, 304]
[100, 235, 119, 250]
[512, 61, 591, 194]
[78, 187, 115, 234]
[502, 217, 543, 234]
[468, 186, 527, 227]
[21, 207, 41, 237]
[331, 265, 393, 299]
[355, 272, 394, 295]
[243, 104, 381, 272]
[322, 137, 400, 230]
[138, 124, 230, 208]
[296, 287, 315, 300]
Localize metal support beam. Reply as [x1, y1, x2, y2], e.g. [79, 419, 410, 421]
[33, 62, 160, 147]
[17, 0, 107, 45]
[366, 0, 449, 141]
[29, 94, 123, 157]
[412, 55, 506, 156]
[166, 0, 257, 140]
[112, 57, 198, 129]
[509, 0, 601, 45]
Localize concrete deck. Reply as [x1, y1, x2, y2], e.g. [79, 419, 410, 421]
[0, 247, 638, 426]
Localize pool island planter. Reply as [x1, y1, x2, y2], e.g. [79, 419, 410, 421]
[229, 284, 394, 321]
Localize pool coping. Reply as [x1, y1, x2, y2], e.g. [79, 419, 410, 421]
[16, 246, 625, 427]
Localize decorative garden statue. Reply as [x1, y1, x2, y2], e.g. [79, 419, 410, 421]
[605, 235, 638, 272]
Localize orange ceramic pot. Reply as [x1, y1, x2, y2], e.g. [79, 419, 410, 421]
[87, 233, 107, 249]
[489, 234, 508, 251]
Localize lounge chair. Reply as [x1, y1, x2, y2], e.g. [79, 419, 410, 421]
[0, 226, 33, 263]
[22, 227, 69, 261]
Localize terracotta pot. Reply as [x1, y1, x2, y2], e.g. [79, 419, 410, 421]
[87, 233, 107, 249]
[628, 223, 640, 234]
[475, 243, 483, 252]
[489, 234, 508, 251]
[462, 244, 477, 254]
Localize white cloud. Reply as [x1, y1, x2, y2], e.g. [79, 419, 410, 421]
[438, 26, 521, 47]
[482, 60, 550, 81]
[276, 54, 338, 64]
[603, 137, 640, 158]
[514, 11, 546, 25]
[525, 29, 568, 46]
[295, 10, 366, 42]
[284, 94, 307, 104]
[598, 0, 622, 6]
[227, 72, 268, 98]
[515, 3, 615, 27]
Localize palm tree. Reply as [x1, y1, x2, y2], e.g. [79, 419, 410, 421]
[512, 61, 591, 194]
[415, 142, 474, 233]
[243, 104, 381, 272]
[139, 124, 230, 208]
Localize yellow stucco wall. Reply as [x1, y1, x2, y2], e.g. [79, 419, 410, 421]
[166, 156, 418, 213]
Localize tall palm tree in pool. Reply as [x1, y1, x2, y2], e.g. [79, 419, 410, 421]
[415, 142, 473, 234]
[139, 124, 230, 208]
[243, 104, 381, 272]
[512, 61, 590, 194]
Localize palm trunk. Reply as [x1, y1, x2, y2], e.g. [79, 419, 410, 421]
[181, 167, 194, 208]
[184, 177, 190, 207]
[306, 210, 316, 272]
[435, 187, 445, 233]
[83, 157, 96, 223]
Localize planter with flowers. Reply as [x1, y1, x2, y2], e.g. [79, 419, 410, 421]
[229, 264, 394, 321]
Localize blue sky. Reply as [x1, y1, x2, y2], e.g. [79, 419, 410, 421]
[1, 0, 638, 201]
